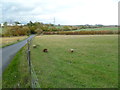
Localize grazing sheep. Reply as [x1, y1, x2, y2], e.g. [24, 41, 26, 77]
[33, 45, 37, 48]
[70, 49, 74, 53]
[43, 49, 48, 52]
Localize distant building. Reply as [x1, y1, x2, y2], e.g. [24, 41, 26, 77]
[17, 24, 24, 26]
[7, 23, 15, 26]
[1, 23, 4, 27]
[0, 23, 25, 26]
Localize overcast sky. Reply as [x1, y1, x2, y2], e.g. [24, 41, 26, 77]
[1, 0, 119, 25]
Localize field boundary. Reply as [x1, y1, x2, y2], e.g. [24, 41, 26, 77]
[43, 30, 119, 35]
[26, 39, 41, 88]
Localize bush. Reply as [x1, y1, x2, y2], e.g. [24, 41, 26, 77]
[43, 30, 118, 35]
[2, 26, 30, 37]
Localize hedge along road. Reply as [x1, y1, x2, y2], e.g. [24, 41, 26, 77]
[0, 35, 35, 76]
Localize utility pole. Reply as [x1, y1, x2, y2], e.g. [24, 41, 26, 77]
[53, 17, 55, 26]
[9, 19, 13, 26]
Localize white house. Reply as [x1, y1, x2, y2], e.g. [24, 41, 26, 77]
[0, 23, 25, 26]
[1, 23, 4, 27]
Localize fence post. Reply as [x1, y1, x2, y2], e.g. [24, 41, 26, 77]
[28, 50, 31, 74]
[27, 39, 40, 89]
[27, 40, 30, 50]
[27, 40, 32, 88]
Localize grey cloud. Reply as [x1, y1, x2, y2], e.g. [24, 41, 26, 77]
[1, 0, 83, 24]
[3, 2, 35, 15]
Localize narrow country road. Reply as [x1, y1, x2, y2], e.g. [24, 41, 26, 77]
[0, 35, 35, 76]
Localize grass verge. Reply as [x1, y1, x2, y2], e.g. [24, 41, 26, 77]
[0, 77, 2, 89]
[0, 36, 28, 48]
[2, 45, 31, 88]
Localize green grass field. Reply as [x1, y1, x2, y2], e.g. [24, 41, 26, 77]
[30, 35, 118, 88]
[74, 27, 118, 31]
[2, 35, 118, 88]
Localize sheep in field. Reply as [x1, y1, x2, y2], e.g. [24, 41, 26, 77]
[43, 49, 48, 52]
[33, 45, 37, 48]
[70, 49, 74, 53]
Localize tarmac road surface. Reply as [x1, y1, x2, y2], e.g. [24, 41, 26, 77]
[0, 35, 35, 76]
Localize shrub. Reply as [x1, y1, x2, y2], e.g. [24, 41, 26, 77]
[43, 30, 118, 35]
[2, 26, 30, 37]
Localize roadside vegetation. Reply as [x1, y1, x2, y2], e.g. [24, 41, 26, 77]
[0, 36, 28, 48]
[0, 78, 1, 89]
[30, 35, 118, 88]
[2, 45, 31, 88]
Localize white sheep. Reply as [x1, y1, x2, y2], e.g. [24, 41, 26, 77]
[70, 49, 74, 53]
[33, 45, 37, 48]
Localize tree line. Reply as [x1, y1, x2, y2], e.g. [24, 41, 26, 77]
[0, 21, 117, 37]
